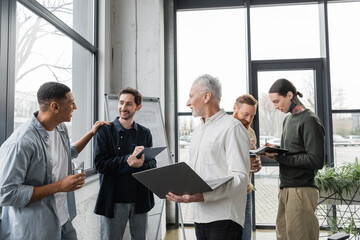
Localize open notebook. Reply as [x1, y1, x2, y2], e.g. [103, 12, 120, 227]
[132, 162, 233, 199]
[250, 146, 288, 155]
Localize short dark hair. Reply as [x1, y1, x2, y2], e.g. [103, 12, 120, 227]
[37, 82, 71, 110]
[235, 94, 258, 107]
[118, 87, 143, 106]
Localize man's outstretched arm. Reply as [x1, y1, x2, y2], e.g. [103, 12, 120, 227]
[74, 121, 111, 154]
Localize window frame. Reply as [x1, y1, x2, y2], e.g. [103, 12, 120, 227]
[172, 0, 360, 229]
[0, 0, 99, 174]
[0, 0, 16, 145]
[250, 58, 332, 166]
[174, 0, 351, 171]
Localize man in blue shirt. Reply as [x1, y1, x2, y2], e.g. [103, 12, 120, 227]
[0, 82, 109, 240]
[94, 87, 156, 240]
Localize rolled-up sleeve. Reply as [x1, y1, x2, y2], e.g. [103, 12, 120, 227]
[0, 143, 34, 208]
[70, 144, 79, 159]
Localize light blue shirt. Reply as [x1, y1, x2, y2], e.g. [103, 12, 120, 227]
[0, 113, 79, 240]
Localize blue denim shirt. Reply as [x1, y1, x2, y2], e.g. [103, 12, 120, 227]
[0, 113, 78, 240]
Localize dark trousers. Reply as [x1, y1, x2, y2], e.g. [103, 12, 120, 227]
[195, 220, 243, 240]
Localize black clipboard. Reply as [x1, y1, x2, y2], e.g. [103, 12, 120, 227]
[136, 147, 167, 159]
[249, 146, 288, 155]
[132, 162, 233, 199]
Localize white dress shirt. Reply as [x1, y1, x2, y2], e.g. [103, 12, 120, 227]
[189, 109, 250, 227]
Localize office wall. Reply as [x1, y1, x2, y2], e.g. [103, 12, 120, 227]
[112, 0, 164, 99]
[72, 177, 100, 239]
[72, 0, 166, 239]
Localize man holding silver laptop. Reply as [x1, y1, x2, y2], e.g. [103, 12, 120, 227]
[166, 74, 250, 240]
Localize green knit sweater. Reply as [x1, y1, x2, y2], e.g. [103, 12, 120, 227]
[277, 109, 325, 189]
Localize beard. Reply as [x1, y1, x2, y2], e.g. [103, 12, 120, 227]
[241, 120, 251, 129]
[120, 110, 135, 120]
[192, 110, 201, 117]
[192, 108, 205, 118]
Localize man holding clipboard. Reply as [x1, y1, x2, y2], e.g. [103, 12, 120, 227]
[166, 75, 250, 240]
[266, 79, 325, 240]
[93, 88, 156, 240]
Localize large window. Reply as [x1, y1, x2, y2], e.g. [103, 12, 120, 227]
[1, 0, 98, 171]
[176, 8, 247, 223]
[328, 1, 360, 166]
[177, 8, 247, 113]
[175, 0, 359, 229]
[253, 64, 321, 226]
[34, 0, 95, 43]
[257, 70, 315, 140]
[251, 4, 321, 60]
[328, 2, 360, 110]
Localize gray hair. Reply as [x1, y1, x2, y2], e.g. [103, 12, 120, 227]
[194, 74, 222, 101]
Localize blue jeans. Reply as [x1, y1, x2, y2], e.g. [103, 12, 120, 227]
[61, 220, 77, 240]
[242, 192, 252, 240]
[100, 203, 148, 240]
[194, 220, 243, 240]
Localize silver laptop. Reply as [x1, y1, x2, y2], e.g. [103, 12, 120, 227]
[132, 162, 233, 199]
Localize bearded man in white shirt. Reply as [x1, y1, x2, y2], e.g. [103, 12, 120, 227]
[166, 74, 250, 240]
[233, 94, 262, 240]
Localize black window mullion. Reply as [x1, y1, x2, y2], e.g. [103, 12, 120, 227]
[90, 0, 99, 172]
[0, 0, 16, 146]
[332, 109, 360, 114]
[176, 0, 352, 10]
[177, 0, 245, 10]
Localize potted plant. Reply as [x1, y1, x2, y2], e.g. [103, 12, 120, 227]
[316, 158, 360, 204]
[315, 158, 360, 238]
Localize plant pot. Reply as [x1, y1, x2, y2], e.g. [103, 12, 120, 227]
[319, 189, 360, 205]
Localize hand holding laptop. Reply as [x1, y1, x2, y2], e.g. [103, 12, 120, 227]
[166, 192, 204, 203]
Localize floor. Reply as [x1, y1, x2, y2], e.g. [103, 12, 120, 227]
[164, 227, 333, 240]
[173, 145, 359, 239]
[164, 227, 276, 240]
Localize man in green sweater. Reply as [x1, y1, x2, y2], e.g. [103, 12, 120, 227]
[266, 79, 325, 240]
